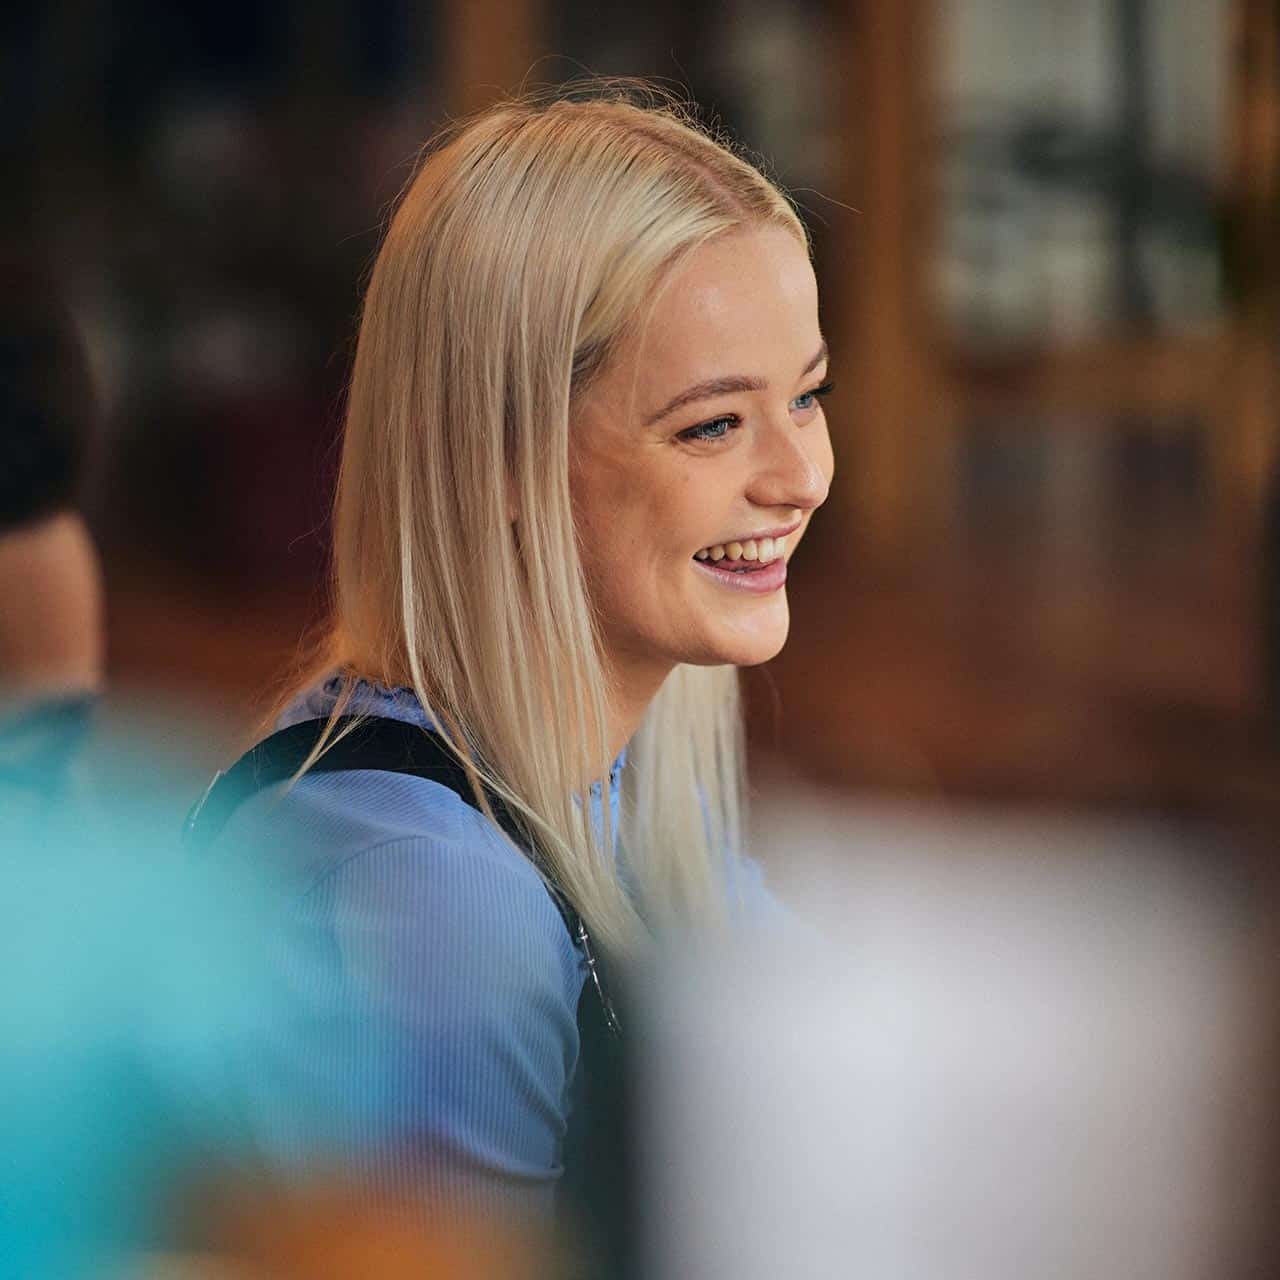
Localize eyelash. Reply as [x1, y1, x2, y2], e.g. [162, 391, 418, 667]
[678, 381, 835, 444]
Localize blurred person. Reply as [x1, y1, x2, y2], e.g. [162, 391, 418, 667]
[0, 260, 103, 817]
[187, 80, 830, 1256]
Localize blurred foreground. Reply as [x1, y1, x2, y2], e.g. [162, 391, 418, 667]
[642, 781, 1280, 1278]
[4, 707, 1276, 1277]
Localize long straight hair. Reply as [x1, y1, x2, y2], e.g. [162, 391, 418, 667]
[287, 84, 807, 957]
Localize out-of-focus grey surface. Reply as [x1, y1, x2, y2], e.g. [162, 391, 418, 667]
[639, 788, 1268, 1279]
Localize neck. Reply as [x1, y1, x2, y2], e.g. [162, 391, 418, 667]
[604, 651, 674, 767]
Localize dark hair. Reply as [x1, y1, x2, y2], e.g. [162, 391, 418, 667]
[0, 262, 96, 534]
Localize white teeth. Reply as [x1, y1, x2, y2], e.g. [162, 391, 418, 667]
[695, 535, 792, 563]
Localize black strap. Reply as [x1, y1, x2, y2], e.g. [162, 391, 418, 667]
[184, 714, 620, 1036]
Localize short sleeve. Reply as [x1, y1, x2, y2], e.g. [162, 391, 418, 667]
[244, 831, 583, 1226]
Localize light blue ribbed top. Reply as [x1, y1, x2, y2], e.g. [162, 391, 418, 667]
[219, 674, 782, 1224]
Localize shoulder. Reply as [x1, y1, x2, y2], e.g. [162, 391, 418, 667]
[303, 787, 583, 999]
[228, 768, 537, 892]
[223, 770, 585, 1208]
[227, 767, 580, 978]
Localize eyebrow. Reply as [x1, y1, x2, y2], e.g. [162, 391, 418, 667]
[643, 340, 830, 426]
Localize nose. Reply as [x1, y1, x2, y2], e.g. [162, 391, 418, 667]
[745, 413, 832, 514]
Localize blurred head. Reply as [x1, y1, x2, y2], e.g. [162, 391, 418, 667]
[0, 263, 102, 701]
[325, 85, 826, 947]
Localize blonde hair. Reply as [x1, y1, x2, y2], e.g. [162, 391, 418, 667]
[290, 83, 807, 957]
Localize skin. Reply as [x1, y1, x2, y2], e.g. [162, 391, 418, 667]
[0, 511, 104, 704]
[570, 224, 835, 761]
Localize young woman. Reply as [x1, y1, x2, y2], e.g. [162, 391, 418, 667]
[200, 84, 834, 1227]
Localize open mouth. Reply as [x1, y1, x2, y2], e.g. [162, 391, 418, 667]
[701, 558, 774, 574]
[692, 535, 789, 592]
[693, 534, 788, 570]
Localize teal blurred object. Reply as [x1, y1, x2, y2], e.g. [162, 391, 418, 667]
[0, 712, 360, 1279]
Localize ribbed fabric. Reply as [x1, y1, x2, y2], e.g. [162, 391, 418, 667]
[216, 675, 784, 1224]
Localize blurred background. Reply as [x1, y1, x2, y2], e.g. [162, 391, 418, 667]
[6, 0, 1280, 820]
[7, 2, 1280, 1274]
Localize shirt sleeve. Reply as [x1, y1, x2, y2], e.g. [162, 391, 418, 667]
[252, 831, 583, 1226]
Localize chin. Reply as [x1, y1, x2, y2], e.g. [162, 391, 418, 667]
[729, 640, 788, 667]
[704, 622, 790, 668]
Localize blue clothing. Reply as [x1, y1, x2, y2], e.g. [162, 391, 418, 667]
[219, 675, 782, 1221]
[1, 720, 306, 1280]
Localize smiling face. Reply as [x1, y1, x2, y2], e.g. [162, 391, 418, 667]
[569, 224, 834, 699]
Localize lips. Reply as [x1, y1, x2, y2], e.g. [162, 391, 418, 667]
[692, 553, 787, 594]
[704, 556, 773, 574]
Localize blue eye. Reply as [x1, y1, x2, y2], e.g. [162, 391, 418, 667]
[679, 415, 739, 443]
[793, 381, 835, 412]
[677, 381, 834, 444]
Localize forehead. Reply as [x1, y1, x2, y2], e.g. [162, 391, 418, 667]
[622, 226, 821, 398]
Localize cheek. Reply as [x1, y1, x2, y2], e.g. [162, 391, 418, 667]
[571, 445, 632, 548]
[571, 459, 681, 609]
[657, 469, 703, 547]
[586, 463, 701, 553]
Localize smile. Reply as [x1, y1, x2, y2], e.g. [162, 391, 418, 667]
[693, 534, 788, 565]
[696, 547, 783, 591]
